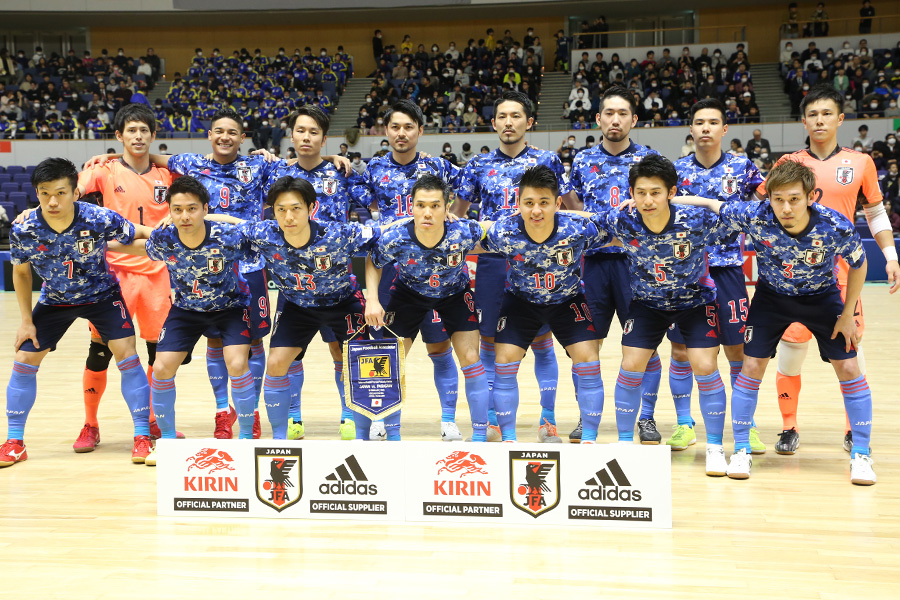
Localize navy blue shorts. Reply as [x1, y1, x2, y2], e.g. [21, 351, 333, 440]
[668, 266, 748, 347]
[271, 295, 367, 350]
[495, 292, 596, 349]
[743, 280, 856, 361]
[382, 280, 479, 340]
[582, 253, 632, 339]
[204, 269, 270, 341]
[475, 254, 550, 339]
[274, 291, 349, 346]
[622, 301, 720, 350]
[370, 261, 449, 344]
[20, 290, 135, 353]
[158, 305, 251, 352]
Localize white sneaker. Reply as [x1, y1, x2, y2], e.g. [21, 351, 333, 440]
[441, 421, 463, 442]
[850, 453, 876, 486]
[144, 446, 157, 467]
[705, 445, 728, 477]
[726, 449, 752, 479]
[369, 421, 387, 441]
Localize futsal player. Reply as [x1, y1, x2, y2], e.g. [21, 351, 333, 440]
[565, 86, 664, 444]
[453, 91, 569, 443]
[362, 100, 464, 442]
[2, 158, 153, 468]
[755, 85, 899, 454]
[364, 174, 490, 442]
[677, 160, 876, 485]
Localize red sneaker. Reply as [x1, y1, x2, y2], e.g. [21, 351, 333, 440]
[214, 406, 237, 439]
[0, 439, 28, 467]
[149, 421, 185, 440]
[73, 424, 100, 453]
[131, 435, 152, 463]
[253, 410, 261, 439]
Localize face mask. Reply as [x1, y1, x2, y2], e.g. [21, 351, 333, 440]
[427, 70, 432, 76]
[262, 120, 269, 126]
[527, 31, 533, 35]
[844, 44, 850, 49]
[443, 147, 451, 153]
[563, 166, 571, 174]
[381, 144, 388, 149]
[377, 118, 383, 124]
[888, 139, 896, 145]
[432, 47, 439, 52]
[714, 53, 720, 57]
[803, 85, 809, 91]
[890, 103, 898, 108]
[366, 98, 372, 103]
[786, 46, 793, 51]
[321, 52, 326, 57]
[871, 103, 879, 109]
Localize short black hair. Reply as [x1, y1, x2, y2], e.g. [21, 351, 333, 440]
[628, 155, 678, 191]
[32, 157, 78, 191]
[411, 173, 450, 205]
[800, 84, 844, 116]
[166, 175, 210, 205]
[493, 90, 534, 120]
[287, 105, 330, 135]
[210, 107, 244, 133]
[600, 85, 637, 115]
[690, 97, 727, 123]
[385, 99, 424, 128]
[266, 176, 317, 208]
[113, 103, 157, 135]
[519, 165, 559, 198]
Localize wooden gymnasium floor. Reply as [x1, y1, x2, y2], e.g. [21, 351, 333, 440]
[1, 286, 898, 599]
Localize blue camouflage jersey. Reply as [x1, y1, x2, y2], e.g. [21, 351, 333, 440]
[168, 153, 279, 272]
[246, 220, 379, 307]
[481, 213, 608, 304]
[457, 147, 571, 222]
[569, 141, 658, 255]
[267, 159, 373, 223]
[674, 152, 764, 267]
[719, 201, 865, 295]
[372, 219, 484, 298]
[145, 221, 250, 312]
[10, 202, 135, 305]
[362, 153, 460, 224]
[591, 205, 726, 310]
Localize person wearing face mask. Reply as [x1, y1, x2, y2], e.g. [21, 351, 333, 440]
[885, 100, 900, 119]
[859, 97, 883, 118]
[745, 128, 771, 160]
[369, 115, 386, 136]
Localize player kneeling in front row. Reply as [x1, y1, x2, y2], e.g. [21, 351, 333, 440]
[2, 158, 154, 468]
[676, 160, 876, 485]
[586, 155, 731, 476]
[364, 174, 489, 441]
[112, 176, 259, 465]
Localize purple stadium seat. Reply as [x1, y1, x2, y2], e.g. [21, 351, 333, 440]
[1, 182, 19, 195]
[12, 174, 30, 186]
[5, 166, 24, 175]
[0, 174, 11, 184]
[8, 192, 28, 213]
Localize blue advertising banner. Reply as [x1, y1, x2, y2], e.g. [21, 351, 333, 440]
[343, 338, 406, 420]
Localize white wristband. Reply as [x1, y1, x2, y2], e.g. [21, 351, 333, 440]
[883, 246, 898, 262]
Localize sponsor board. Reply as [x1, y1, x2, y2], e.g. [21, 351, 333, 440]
[406, 447, 503, 522]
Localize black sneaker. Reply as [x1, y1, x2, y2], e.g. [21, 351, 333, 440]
[568, 417, 582, 443]
[637, 418, 661, 444]
[775, 428, 799, 455]
[843, 431, 852, 453]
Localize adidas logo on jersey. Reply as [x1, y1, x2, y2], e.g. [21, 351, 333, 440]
[578, 459, 642, 501]
[319, 455, 377, 495]
[115, 186, 125, 193]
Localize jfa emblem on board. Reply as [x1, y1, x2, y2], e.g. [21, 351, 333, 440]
[236, 162, 252, 184]
[359, 355, 391, 378]
[673, 241, 691, 259]
[721, 175, 738, 195]
[322, 178, 337, 196]
[207, 248, 224, 273]
[555, 248, 574, 266]
[153, 184, 168, 204]
[836, 167, 854, 186]
[510, 451, 560, 518]
[315, 255, 332, 270]
[255, 447, 302, 512]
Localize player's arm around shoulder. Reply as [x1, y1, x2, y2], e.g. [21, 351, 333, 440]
[670, 194, 724, 213]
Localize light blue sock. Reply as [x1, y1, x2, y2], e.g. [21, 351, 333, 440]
[639, 354, 662, 419]
[429, 349, 459, 423]
[493, 361, 521, 441]
[150, 374, 177, 439]
[462, 361, 489, 441]
[334, 361, 353, 421]
[249, 342, 266, 408]
[695, 372, 727, 445]
[840, 375, 872, 455]
[352, 411, 372, 440]
[728, 360, 743, 390]
[6, 362, 39, 440]
[206, 346, 229, 410]
[288, 360, 304, 421]
[732, 373, 761, 453]
[117, 355, 151, 437]
[531, 337, 558, 426]
[669, 359, 694, 426]
[230, 371, 256, 439]
[481, 340, 498, 426]
[574, 361, 603, 442]
[264, 374, 291, 439]
[615, 368, 644, 441]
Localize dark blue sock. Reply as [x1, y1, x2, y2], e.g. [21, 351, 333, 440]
[841, 375, 872, 455]
[493, 361, 521, 441]
[462, 361, 489, 442]
[117, 355, 151, 437]
[732, 373, 761, 453]
[150, 373, 177, 439]
[429, 349, 458, 422]
[695, 372, 726, 445]
[640, 354, 661, 419]
[230, 371, 256, 439]
[615, 368, 643, 441]
[264, 374, 291, 439]
[6, 362, 39, 440]
[206, 347, 229, 410]
[384, 410, 401, 441]
[531, 337, 558, 426]
[669, 359, 694, 426]
[288, 360, 304, 421]
[574, 361, 603, 442]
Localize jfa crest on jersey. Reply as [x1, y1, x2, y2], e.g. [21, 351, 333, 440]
[836, 166, 853, 186]
[569, 141, 659, 256]
[362, 153, 460, 224]
[457, 147, 571, 222]
[269, 160, 373, 224]
[481, 213, 608, 304]
[246, 220, 380, 307]
[10, 203, 136, 306]
[153, 183, 168, 205]
[674, 153, 764, 267]
[373, 219, 484, 298]
[719, 201, 865, 296]
[592, 205, 726, 310]
[236, 162, 253, 184]
[145, 221, 251, 311]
